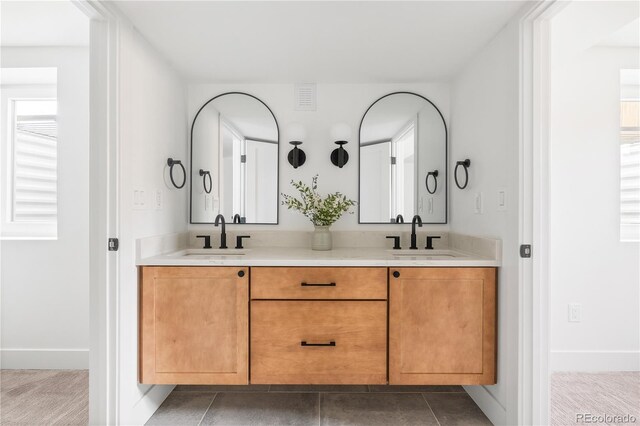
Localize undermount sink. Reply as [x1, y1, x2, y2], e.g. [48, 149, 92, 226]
[175, 249, 248, 257]
[386, 250, 464, 259]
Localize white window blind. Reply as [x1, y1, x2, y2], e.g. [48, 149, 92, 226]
[620, 99, 640, 241]
[11, 99, 58, 225]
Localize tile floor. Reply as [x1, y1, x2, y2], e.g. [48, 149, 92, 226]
[5, 370, 635, 425]
[146, 385, 492, 426]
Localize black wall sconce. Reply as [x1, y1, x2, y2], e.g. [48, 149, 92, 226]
[425, 170, 438, 194]
[288, 141, 306, 168]
[454, 159, 471, 189]
[167, 158, 186, 189]
[199, 169, 212, 194]
[330, 141, 349, 168]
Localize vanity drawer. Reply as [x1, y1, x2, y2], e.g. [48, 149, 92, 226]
[250, 301, 387, 384]
[251, 267, 387, 300]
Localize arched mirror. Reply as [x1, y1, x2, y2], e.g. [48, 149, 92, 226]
[190, 93, 279, 224]
[359, 92, 447, 224]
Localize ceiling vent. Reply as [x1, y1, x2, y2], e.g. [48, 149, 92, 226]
[294, 83, 317, 111]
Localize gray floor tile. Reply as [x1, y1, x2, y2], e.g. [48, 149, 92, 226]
[173, 384, 271, 393]
[321, 393, 439, 425]
[201, 392, 319, 425]
[270, 385, 369, 393]
[369, 385, 465, 393]
[146, 392, 215, 425]
[423, 393, 492, 425]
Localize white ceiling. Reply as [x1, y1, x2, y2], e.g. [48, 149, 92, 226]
[1, 1, 89, 47]
[114, 1, 524, 83]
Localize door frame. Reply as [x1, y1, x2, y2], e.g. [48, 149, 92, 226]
[518, 1, 566, 424]
[71, 1, 120, 424]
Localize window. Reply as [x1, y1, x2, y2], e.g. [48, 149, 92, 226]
[11, 99, 58, 222]
[1, 68, 57, 239]
[620, 70, 640, 242]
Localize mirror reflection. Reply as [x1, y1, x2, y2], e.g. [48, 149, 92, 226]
[359, 92, 447, 223]
[190, 93, 279, 224]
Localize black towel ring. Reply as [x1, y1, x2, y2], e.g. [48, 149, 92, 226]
[425, 170, 438, 194]
[199, 169, 212, 194]
[454, 159, 471, 190]
[167, 158, 186, 189]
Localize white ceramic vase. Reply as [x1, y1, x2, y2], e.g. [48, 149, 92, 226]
[311, 226, 332, 251]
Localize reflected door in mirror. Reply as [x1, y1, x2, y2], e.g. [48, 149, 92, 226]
[359, 92, 447, 224]
[191, 93, 279, 224]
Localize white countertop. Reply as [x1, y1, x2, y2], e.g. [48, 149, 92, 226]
[137, 247, 500, 267]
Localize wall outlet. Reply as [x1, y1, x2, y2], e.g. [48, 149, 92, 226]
[154, 189, 163, 210]
[497, 188, 507, 211]
[474, 192, 483, 214]
[568, 303, 582, 322]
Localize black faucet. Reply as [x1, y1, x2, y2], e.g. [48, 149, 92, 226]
[214, 214, 227, 249]
[233, 214, 241, 224]
[395, 214, 405, 224]
[410, 215, 423, 249]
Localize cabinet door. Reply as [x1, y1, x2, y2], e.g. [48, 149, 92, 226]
[139, 267, 248, 384]
[389, 268, 496, 385]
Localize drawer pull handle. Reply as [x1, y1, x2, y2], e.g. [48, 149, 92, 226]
[300, 282, 336, 287]
[301, 341, 336, 347]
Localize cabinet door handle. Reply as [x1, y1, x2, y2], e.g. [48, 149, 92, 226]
[300, 282, 336, 287]
[300, 341, 336, 347]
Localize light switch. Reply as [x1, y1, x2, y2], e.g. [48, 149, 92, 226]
[133, 189, 147, 210]
[568, 303, 582, 322]
[155, 189, 163, 210]
[427, 197, 434, 214]
[497, 188, 507, 211]
[474, 192, 483, 214]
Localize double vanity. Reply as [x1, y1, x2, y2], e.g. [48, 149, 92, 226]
[137, 232, 500, 387]
[138, 90, 499, 388]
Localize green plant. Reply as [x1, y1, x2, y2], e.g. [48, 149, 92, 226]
[282, 175, 356, 227]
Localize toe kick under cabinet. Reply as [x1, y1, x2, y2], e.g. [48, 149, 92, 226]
[139, 266, 496, 386]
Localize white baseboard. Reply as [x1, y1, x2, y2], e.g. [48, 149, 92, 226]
[464, 385, 506, 426]
[125, 384, 175, 426]
[551, 350, 640, 372]
[0, 348, 89, 369]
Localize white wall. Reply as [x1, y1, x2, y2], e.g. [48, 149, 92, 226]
[0, 47, 90, 369]
[116, 26, 189, 425]
[187, 83, 451, 233]
[549, 46, 640, 371]
[449, 19, 520, 426]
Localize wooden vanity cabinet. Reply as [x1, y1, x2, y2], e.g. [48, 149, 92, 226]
[138, 265, 497, 386]
[139, 266, 248, 384]
[389, 267, 496, 385]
